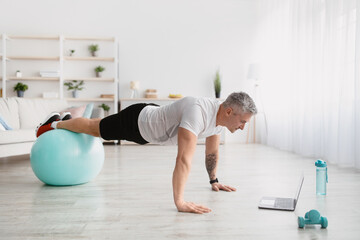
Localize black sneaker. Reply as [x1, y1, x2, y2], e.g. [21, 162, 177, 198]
[35, 112, 60, 137]
[60, 112, 72, 121]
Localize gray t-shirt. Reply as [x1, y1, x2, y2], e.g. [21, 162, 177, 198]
[138, 96, 224, 145]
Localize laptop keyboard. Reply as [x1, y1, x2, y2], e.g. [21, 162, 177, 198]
[274, 198, 294, 208]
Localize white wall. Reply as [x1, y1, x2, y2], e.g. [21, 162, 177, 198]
[0, 0, 259, 142]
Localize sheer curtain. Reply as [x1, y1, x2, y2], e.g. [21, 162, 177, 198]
[254, 0, 360, 168]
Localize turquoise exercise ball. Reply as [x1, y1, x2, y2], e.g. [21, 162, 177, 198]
[30, 129, 104, 186]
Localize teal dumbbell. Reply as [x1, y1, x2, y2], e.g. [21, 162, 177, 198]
[298, 209, 328, 228]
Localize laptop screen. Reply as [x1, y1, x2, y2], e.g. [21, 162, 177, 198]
[294, 173, 304, 203]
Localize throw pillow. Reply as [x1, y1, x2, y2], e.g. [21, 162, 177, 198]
[61, 105, 87, 119]
[83, 103, 94, 119]
[0, 114, 13, 130]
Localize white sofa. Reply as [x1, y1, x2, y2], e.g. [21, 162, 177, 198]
[0, 98, 103, 158]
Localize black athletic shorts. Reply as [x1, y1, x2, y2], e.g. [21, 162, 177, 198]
[99, 103, 159, 145]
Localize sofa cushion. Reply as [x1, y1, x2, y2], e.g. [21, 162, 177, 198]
[0, 98, 20, 130]
[16, 98, 68, 129]
[0, 129, 35, 145]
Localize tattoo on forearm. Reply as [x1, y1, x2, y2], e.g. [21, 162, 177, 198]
[205, 153, 217, 180]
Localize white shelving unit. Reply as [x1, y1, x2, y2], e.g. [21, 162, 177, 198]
[0, 33, 119, 113]
[64, 57, 114, 61]
[8, 77, 59, 81]
[1, 34, 7, 97]
[62, 36, 118, 113]
[66, 98, 114, 102]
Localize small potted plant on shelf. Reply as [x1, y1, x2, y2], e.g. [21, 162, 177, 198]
[64, 80, 85, 98]
[214, 69, 221, 98]
[16, 70, 22, 78]
[88, 44, 99, 57]
[95, 65, 105, 78]
[99, 103, 110, 117]
[13, 82, 28, 97]
[69, 49, 75, 57]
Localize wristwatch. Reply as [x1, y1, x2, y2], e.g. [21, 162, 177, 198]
[209, 178, 218, 184]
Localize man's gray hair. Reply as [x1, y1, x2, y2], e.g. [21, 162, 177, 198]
[222, 92, 257, 114]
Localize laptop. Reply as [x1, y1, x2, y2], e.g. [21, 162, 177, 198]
[258, 174, 304, 211]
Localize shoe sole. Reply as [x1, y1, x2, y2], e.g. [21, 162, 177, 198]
[60, 112, 72, 121]
[42, 112, 60, 125]
[61, 116, 72, 121]
[35, 112, 60, 135]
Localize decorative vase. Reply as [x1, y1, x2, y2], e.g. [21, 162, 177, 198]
[215, 92, 220, 99]
[96, 72, 102, 78]
[72, 90, 79, 98]
[130, 81, 140, 98]
[91, 52, 97, 57]
[17, 91, 24, 97]
[16, 72, 22, 78]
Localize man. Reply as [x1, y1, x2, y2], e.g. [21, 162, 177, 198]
[36, 92, 257, 214]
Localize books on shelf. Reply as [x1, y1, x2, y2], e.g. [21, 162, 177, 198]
[39, 70, 60, 77]
[101, 94, 114, 99]
[145, 89, 158, 98]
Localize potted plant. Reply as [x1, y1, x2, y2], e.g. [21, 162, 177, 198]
[99, 103, 110, 116]
[16, 70, 22, 78]
[13, 82, 28, 97]
[69, 49, 75, 57]
[214, 70, 221, 98]
[88, 44, 99, 57]
[64, 80, 85, 98]
[95, 65, 105, 78]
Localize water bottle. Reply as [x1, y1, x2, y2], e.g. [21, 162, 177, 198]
[315, 160, 328, 195]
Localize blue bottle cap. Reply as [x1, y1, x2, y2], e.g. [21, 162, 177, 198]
[315, 159, 327, 167]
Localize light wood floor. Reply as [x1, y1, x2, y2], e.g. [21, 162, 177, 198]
[1, 144, 360, 239]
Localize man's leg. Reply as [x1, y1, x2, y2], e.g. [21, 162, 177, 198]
[56, 118, 102, 137]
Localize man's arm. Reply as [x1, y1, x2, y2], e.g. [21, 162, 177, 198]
[205, 135, 220, 182]
[172, 127, 211, 214]
[205, 135, 237, 192]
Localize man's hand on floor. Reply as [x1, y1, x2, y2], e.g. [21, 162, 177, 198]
[176, 201, 212, 214]
[211, 183, 237, 192]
